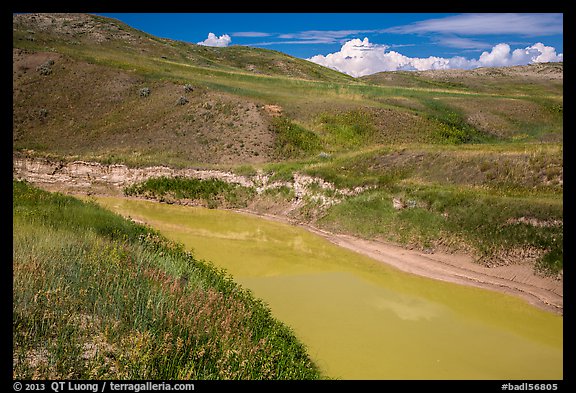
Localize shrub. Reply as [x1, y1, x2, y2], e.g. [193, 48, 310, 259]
[176, 96, 189, 106]
[37, 60, 54, 75]
[139, 87, 151, 97]
[124, 177, 255, 208]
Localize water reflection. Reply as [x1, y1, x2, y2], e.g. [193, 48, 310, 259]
[93, 196, 563, 380]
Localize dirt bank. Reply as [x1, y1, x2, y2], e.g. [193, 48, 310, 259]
[233, 210, 562, 314]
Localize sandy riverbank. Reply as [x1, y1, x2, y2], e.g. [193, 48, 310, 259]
[233, 209, 563, 315]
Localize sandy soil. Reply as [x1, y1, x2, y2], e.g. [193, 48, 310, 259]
[234, 210, 563, 315]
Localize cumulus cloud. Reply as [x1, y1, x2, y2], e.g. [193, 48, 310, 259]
[307, 38, 563, 77]
[197, 32, 232, 47]
[476, 43, 563, 67]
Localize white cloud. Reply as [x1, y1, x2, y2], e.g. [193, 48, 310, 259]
[307, 38, 563, 77]
[386, 13, 563, 36]
[197, 32, 232, 47]
[252, 39, 338, 46]
[278, 29, 375, 42]
[477, 43, 563, 67]
[433, 36, 490, 50]
[232, 31, 271, 37]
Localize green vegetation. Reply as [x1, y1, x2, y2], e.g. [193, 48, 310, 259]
[271, 117, 322, 159]
[317, 110, 377, 150]
[124, 177, 255, 209]
[13, 180, 321, 379]
[234, 164, 258, 177]
[12, 13, 563, 298]
[320, 186, 562, 273]
[303, 144, 563, 273]
[420, 98, 493, 144]
[304, 144, 563, 194]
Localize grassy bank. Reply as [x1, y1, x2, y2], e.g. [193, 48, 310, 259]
[13, 180, 321, 380]
[118, 140, 562, 275]
[318, 185, 562, 272]
[123, 176, 255, 209]
[303, 144, 563, 273]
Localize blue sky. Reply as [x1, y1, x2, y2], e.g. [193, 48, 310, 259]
[97, 13, 563, 77]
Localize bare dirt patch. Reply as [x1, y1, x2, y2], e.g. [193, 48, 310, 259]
[13, 50, 276, 164]
[263, 104, 283, 117]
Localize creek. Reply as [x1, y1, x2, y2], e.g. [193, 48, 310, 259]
[93, 196, 562, 380]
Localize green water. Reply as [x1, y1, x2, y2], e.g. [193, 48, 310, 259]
[93, 196, 563, 380]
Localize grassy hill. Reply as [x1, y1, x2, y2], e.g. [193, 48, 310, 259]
[13, 12, 563, 265]
[12, 13, 564, 379]
[13, 180, 322, 379]
[13, 13, 562, 167]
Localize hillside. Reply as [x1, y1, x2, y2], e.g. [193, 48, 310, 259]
[360, 62, 563, 95]
[13, 13, 562, 167]
[13, 13, 563, 279]
[13, 13, 353, 82]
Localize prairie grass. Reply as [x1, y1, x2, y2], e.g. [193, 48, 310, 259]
[319, 181, 562, 273]
[13, 180, 321, 379]
[300, 143, 562, 272]
[316, 110, 377, 150]
[123, 177, 255, 209]
[271, 117, 322, 159]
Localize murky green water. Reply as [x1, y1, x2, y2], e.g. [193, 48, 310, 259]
[94, 196, 563, 380]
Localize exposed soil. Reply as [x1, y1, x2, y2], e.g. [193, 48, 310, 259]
[13, 154, 563, 314]
[13, 49, 276, 165]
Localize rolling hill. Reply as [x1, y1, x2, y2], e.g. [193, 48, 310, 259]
[12, 13, 564, 381]
[13, 12, 563, 273]
[13, 13, 562, 167]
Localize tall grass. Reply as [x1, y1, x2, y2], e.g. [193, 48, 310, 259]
[319, 185, 563, 273]
[13, 180, 321, 379]
[271, 117, 322, 159]
[124, 177, 255, 209]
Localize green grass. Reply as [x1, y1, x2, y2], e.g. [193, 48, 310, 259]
[123, 177, 255, 209]
[13, 180, 322, 379]
[271, 117, 323, 159]
[298, 143, 563, 273]
[303, 144, 563, 194]
[316, 109, 377, 150]
[319, 184, 563, 273]
[419, 98, 495, 144]
[234, 164, 258, 177]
